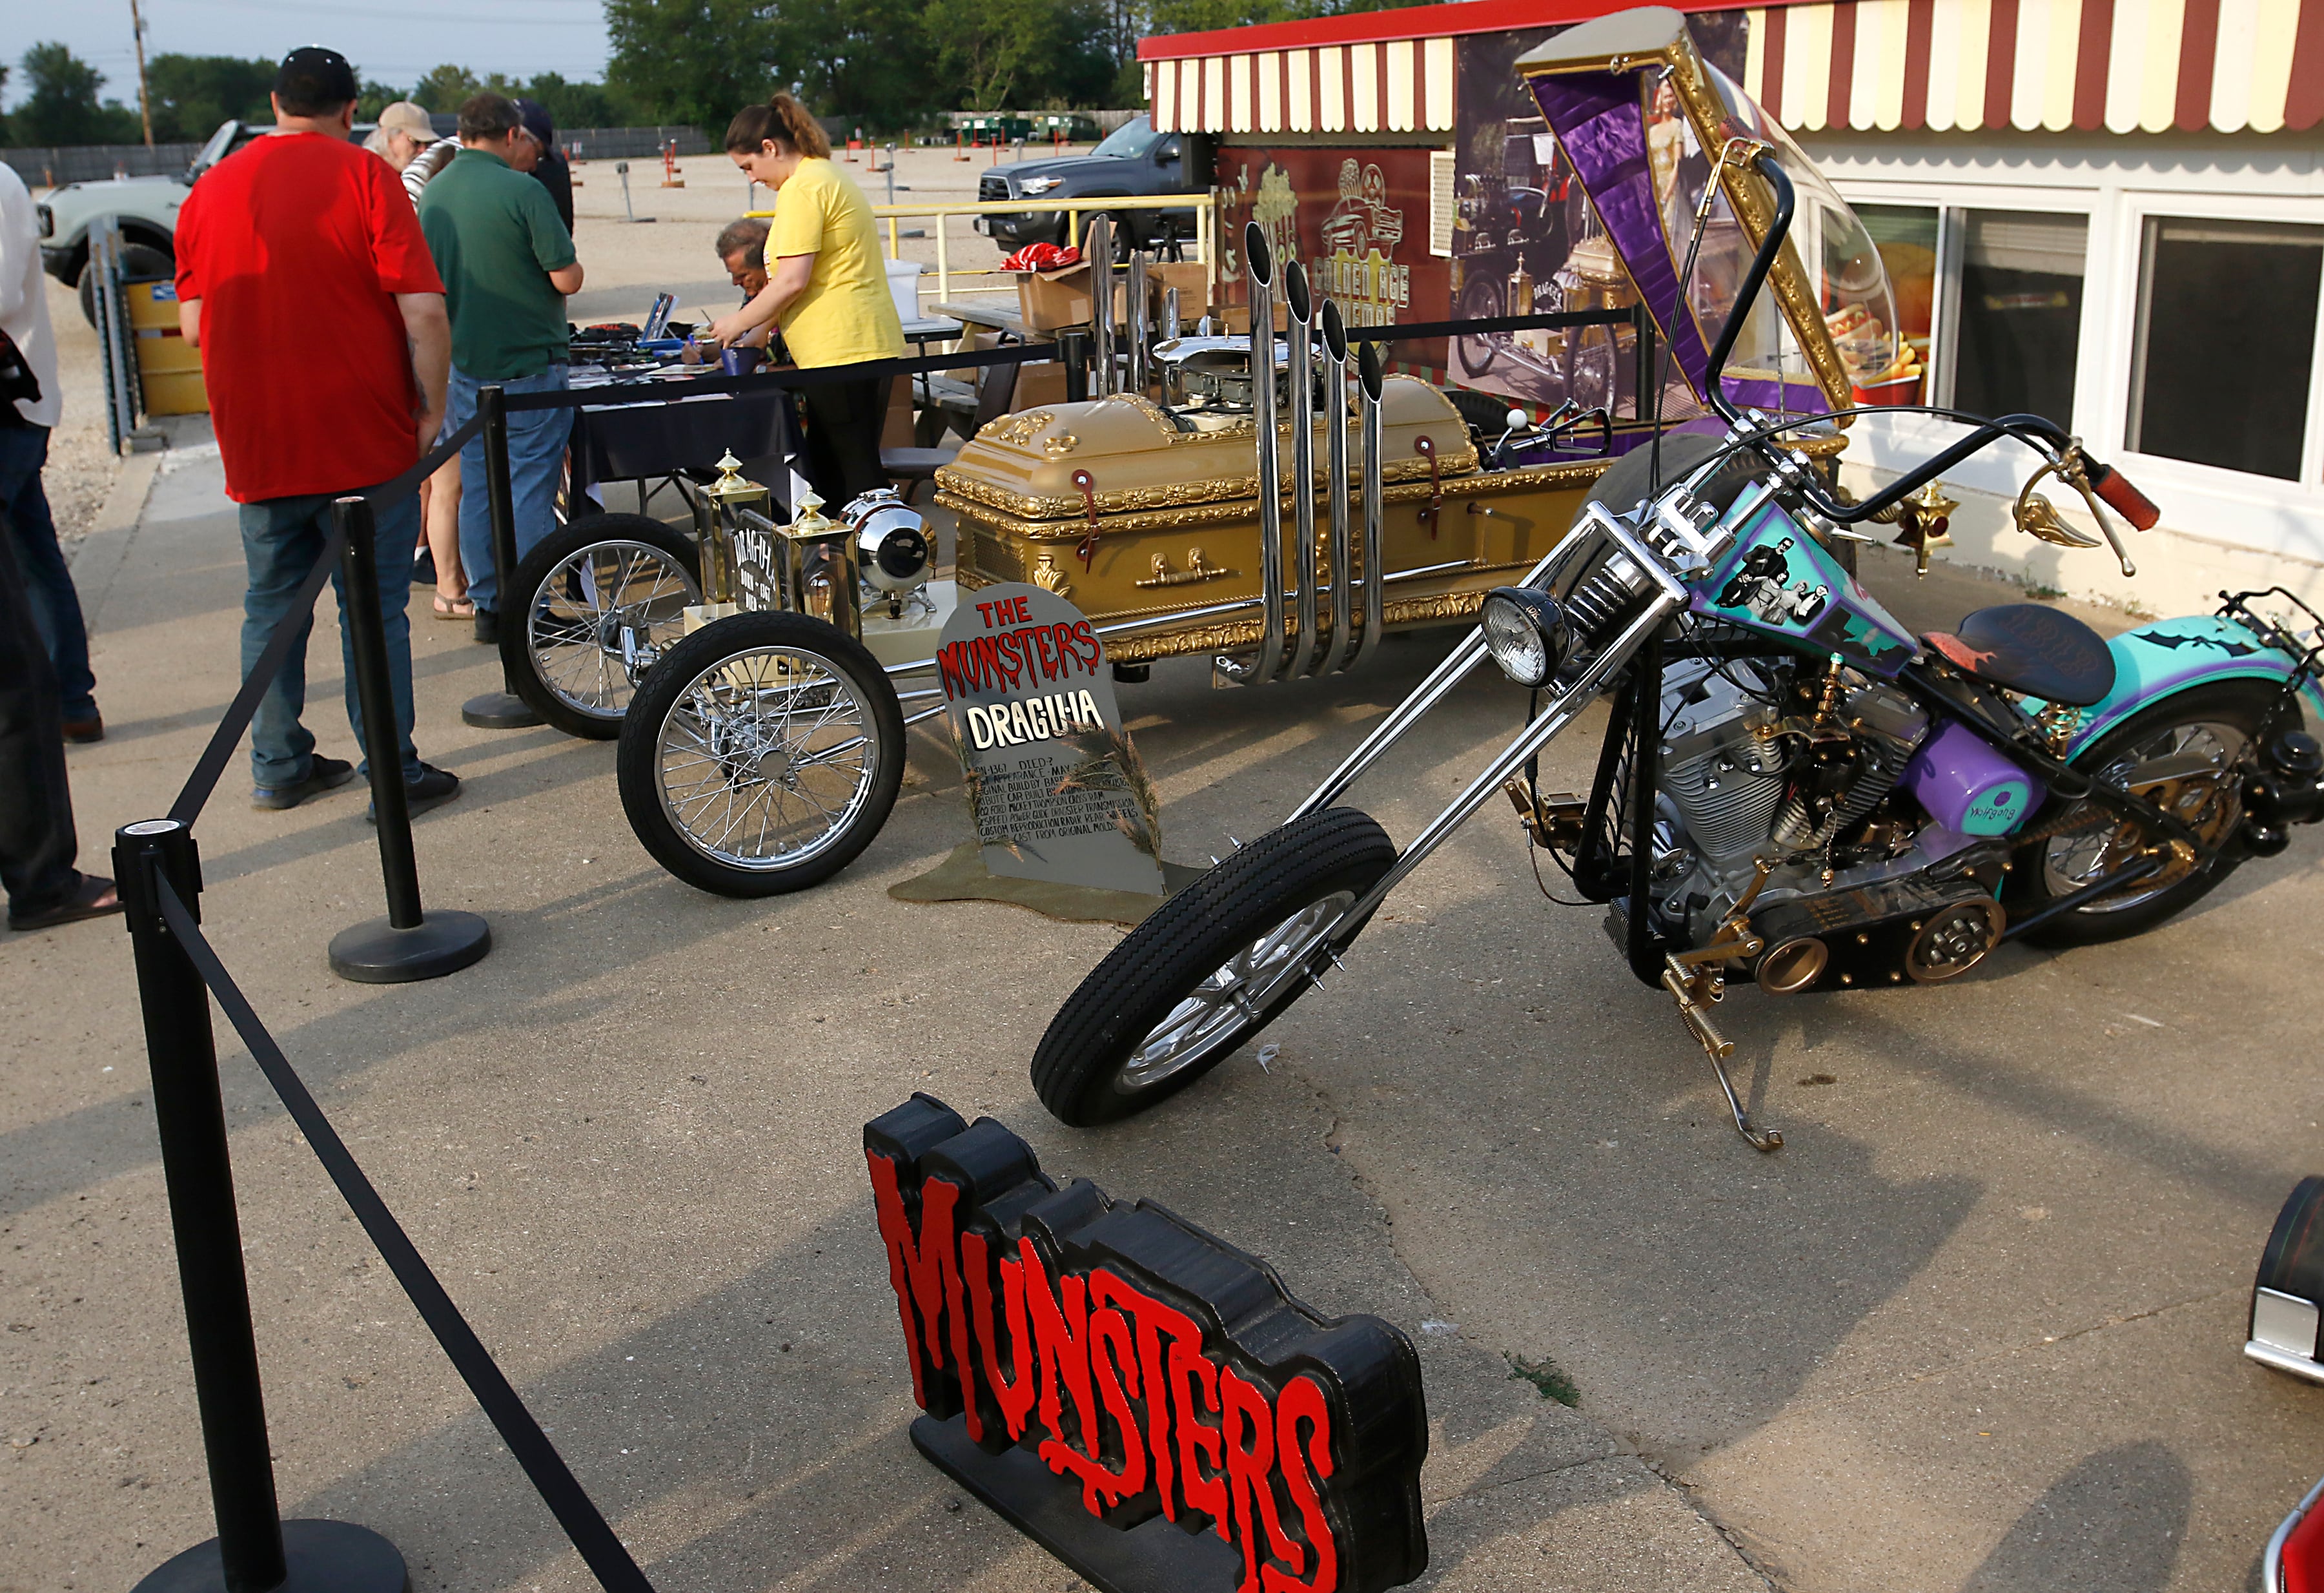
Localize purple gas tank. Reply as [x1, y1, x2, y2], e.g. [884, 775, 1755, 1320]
[1901, 721, 2039, 838]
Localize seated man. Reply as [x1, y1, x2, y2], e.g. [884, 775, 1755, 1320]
[708, 218, 773, 351]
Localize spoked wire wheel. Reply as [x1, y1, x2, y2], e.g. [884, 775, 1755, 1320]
[2013, 681, 2271, 945]
[507, 514, 700, 739]
[1033, 808, 1397, 1125]
[616, 612, 904, 897]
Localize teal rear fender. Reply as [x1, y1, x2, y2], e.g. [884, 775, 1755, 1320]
[2024, 615, 2324, 757]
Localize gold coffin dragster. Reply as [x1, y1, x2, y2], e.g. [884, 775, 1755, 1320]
[936, 386, 1616, 666]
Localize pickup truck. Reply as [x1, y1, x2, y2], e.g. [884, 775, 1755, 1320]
[37, 119, 297, 324]
[975, 115, 1205, 253]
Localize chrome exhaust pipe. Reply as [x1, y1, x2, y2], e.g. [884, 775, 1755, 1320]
[1283, 260, 1318, 679]
[1087, 216, 1114, 399]
[1320, 300, 1355, 675]
[1245, 221, 1285, 686]
[1127, 250, 1151, 398]
[1353, 340, 1387, 673]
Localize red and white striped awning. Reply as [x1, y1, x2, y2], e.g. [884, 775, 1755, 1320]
[1742, 0, 2324, 133]
[1139, 0, 2321, 135]
[1139, 0, 1669, 134]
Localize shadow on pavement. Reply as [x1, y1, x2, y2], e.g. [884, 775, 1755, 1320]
[1957, 1440, 2190, 1593]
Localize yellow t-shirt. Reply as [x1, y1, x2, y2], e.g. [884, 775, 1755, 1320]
[764, 158, 906, 368]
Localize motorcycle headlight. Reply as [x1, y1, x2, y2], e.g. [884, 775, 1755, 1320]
[842, 491, 932, 594]
[1019, 176, 1061, 196]
[1480, 588, 1571, 688]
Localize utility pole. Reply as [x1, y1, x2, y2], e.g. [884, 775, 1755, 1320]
[129, 0, 154, 146]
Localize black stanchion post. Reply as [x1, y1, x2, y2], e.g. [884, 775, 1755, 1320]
[463, 383, 544, 730]
[1058, 328, 1090, 404]
[327, 496, 491, 983]
[114, 819, 408, 1593]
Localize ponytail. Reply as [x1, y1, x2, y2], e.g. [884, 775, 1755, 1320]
[724, 92, 830, 161]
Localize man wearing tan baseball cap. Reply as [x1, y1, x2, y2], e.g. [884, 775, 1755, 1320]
[373, 101, 438, 172]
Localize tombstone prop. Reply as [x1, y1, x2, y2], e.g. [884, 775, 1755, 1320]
[934, 582, 1165, 896]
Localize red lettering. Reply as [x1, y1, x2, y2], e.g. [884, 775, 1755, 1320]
[1034, 625, 1059, 681]
[999, 631, 1028, 689]
[1086, 1306, 1149, 1509]
[1222, 1368, 1302, 1593]
[1072, 621, 1099, 673]
[1010, 595, 1032, 622]
[962, 1233, 1036, 1441]
[935, 641, 974, 701]
[1170, 1338, 1230, 1534]
[865, 1153, 960, 1413]
[1095, 1271, 1205, 1523]
[1266, 1376, 1338, 1593]
[1020, 1239, 1103, 1488]
[975, 600, 1002, 628]
[970, 635, 1003, 690]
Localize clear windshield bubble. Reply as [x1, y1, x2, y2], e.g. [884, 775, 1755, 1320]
[1641, 65, 1912, 411]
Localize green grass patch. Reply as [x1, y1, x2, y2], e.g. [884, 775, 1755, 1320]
[2025, 582, 2066, 601]
[1505, 1350, 1580, 1406]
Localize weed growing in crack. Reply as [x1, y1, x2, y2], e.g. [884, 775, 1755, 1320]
[1505, 1350, 1580, 1406]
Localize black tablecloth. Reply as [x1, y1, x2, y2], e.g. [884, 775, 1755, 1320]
[567, 380, 801, 510]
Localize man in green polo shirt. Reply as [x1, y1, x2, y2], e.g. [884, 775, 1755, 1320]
[420, 91, 584, 643]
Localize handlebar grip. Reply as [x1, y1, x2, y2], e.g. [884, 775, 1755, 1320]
[2088, 462, 2160, 530]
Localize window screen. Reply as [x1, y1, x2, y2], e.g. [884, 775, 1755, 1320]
[2126, 218, 2322, 481]
[1953, 211, 2087, 429]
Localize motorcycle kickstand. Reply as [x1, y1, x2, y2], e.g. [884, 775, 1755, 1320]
[1661, 955, 1783, 1153]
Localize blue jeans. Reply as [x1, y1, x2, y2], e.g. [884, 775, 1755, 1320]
[238, 489, 423, 790]
[0, 426, 97, 722]
[444, 363, 572, 614]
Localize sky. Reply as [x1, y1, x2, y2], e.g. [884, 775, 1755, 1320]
[3, 0, 615, 108]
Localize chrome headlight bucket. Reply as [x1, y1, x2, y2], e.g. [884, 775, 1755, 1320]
[1480, 588, 1571, 688]
[839, 489, 932, 595]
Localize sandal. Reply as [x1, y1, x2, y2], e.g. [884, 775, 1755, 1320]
[433, 594, 477, 621]
[9, 873, 124, 932]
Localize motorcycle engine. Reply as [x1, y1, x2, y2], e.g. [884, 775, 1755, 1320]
[1645, 655, 2008, 991]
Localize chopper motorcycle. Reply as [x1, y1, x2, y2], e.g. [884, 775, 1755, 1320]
[1029, 7, 2324, 1149]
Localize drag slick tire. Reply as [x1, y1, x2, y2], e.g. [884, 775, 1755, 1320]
[507, 514, 700, 739]
[1032, 808, 1397, 1127]
[616, 611, 904, 897]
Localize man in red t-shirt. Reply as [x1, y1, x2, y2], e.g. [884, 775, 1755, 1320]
[177, 46, 461, 815]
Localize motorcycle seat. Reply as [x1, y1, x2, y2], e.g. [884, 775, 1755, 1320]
[1924, 604, 2118, 706]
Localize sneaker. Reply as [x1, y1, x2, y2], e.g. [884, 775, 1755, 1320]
[412, 548, 438, 587]
[61, 711, 104, 743]
[368, 763, 461, 823]
[252, 755, 356, 810]
[473, 609, 498, 646]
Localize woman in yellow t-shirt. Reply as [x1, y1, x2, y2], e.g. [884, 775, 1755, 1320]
[708, 93, 906, 506]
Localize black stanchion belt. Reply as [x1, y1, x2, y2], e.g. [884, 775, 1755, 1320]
[158, 878, 656, 1593]
[166, 415, 484, 827]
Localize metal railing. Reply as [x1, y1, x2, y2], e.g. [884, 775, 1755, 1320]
[747, 191, 1217, 314]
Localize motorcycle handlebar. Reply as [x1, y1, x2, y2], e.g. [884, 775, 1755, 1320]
[2087, 460, 2161, 530]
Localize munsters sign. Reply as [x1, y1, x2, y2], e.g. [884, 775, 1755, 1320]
[935, 582, 1165, 896]
[865, 1095, 1429, 1593]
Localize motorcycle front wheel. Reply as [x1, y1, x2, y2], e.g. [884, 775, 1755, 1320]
[615, 612, 905, 898]
[506, 514, 701, 739]
[1455, 276, 1504, 379]
[1032, 808, 1396, 1126]
[2009, 679, 2274, 945]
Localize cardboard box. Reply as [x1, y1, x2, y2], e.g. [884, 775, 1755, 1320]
[1015, 260, 1214, 333]
[1015, 263, 1093, 332]
[1010, 358, 1070, 410]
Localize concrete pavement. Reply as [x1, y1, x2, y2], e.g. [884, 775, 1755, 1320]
[6, 436, 2323, 1593]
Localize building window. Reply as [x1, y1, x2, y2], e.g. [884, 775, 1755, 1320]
[1949, 211, 2088, 431]
[1855, 203, 1939, 404]
[2126, 218, 2323, 482]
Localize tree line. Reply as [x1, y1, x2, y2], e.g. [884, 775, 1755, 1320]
[4, 0, 1408, 149]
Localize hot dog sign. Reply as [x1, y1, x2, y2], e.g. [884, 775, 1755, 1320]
[935, 581, 1165, 896]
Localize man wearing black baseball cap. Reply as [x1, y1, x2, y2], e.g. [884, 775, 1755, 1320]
[177, 46, 462, 817]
